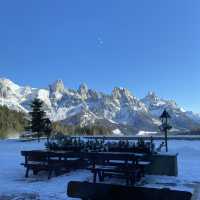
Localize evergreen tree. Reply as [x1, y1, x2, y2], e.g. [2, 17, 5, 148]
[29, 98, 46, 142]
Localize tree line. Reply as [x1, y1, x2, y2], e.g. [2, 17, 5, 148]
[0, 98, 113, 139]
[52, 122, 112, 136]
[0, 106, 27, 138]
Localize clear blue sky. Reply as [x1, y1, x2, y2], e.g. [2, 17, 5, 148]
[0, 0, 200, 112]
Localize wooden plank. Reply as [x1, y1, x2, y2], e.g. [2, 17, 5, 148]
[67, 181, 192, 200]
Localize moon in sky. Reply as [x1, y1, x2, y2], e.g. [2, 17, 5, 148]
[97, 37, 104, 47]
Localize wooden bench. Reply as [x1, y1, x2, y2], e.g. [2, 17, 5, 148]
[88, 165, 142, 185]
[67, 181, 192, 200]
[86, 152, 151, 185]
[21, 151, 82, 179]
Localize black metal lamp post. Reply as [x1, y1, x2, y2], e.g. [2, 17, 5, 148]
[160, 109, 172, 152]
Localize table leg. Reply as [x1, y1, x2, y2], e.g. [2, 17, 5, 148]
[93, 171, 97, 183]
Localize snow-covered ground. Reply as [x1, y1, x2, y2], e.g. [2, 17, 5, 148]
[143, 140, 200, 194]
[0, 140, 91, 200]
[0, 139, 200, 199]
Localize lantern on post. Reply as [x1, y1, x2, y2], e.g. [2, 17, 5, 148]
[160, 109, 172, 152]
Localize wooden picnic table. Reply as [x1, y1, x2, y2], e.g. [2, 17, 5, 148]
[21, 150, 150, 181]
[84, 151, 149, 185]
[21, 150, 86, 179]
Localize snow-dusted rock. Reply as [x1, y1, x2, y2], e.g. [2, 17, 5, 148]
[141, 91, 200, 130]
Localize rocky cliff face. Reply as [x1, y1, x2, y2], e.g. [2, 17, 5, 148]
[0, 77, 200, 134]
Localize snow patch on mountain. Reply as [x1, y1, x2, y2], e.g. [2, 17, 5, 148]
[137, 130, 157, 136]
[112, 129, 123, 136]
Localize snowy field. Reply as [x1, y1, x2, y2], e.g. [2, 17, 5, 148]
[0, 139, 200, 200]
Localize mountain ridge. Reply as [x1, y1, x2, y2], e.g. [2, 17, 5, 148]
[0, 77, 199, 135]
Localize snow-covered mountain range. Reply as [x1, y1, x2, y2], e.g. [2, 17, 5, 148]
[0, 77, 200, 134]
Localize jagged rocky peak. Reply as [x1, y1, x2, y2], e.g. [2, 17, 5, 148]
[144, 91, 160, 101]
[141, 91, 166, 109]
[88, 89, 102, 99]
[0, 77, 20, 91]
[0, 78, 22, 99]
[78, 83, 89, 98]
[49, 79, 65, 93]
[78, 83, 88, 93]
[165, 100, 179, 110]
[144, 91, 178, 108]
[112, 87, 134, 100]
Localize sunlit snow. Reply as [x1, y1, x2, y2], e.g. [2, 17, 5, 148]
[0, 139, 199, 199]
